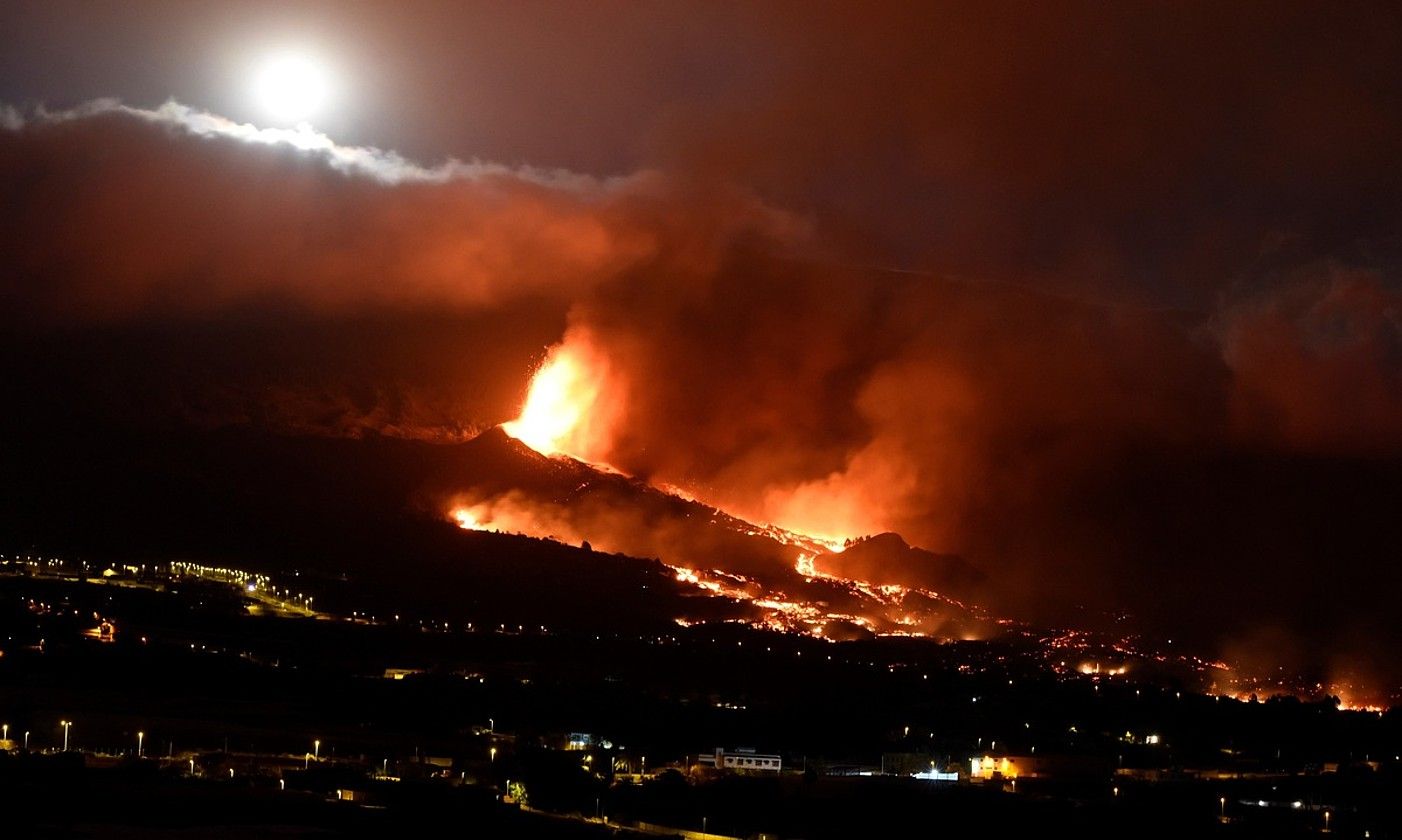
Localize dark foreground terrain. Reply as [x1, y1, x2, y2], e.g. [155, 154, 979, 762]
[0, 566, 1396, 839]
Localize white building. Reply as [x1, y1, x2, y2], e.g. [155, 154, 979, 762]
[700, 747, 782, 772]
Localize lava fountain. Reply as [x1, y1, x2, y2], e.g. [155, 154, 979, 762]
[503, 330, 618, 460]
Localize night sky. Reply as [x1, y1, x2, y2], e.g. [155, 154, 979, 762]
[1, 2, 1399, 691]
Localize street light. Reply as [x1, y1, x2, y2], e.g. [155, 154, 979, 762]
[137, 731, 144, 757]
[23, 731, 29, 750]
[60, 720, 72, 752]
[313, 739, 321, 761]
[490, 746, 497, 762]
[2, 723, 7, 741]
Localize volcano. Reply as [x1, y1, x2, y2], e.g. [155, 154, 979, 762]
[439, 426, 995, 640]
[0, 413, 1335, 699]
[0, 412, 993, 640]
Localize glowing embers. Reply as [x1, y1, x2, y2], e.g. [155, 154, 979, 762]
[503, 331, 619, 460]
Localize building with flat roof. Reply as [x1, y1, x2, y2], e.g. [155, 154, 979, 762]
[699, 747, 782, 772]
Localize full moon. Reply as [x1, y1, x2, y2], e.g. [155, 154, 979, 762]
[251, 52, 333, 124]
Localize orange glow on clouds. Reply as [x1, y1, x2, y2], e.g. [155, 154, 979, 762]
[503, 330, 619, 459]
[760, 480, 877, 550]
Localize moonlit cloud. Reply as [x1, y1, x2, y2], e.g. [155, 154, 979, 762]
[8, 98, 605, 188]
[0, 100, 803, 324]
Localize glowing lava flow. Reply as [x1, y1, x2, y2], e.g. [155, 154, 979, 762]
[662, 559, 989, 640]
